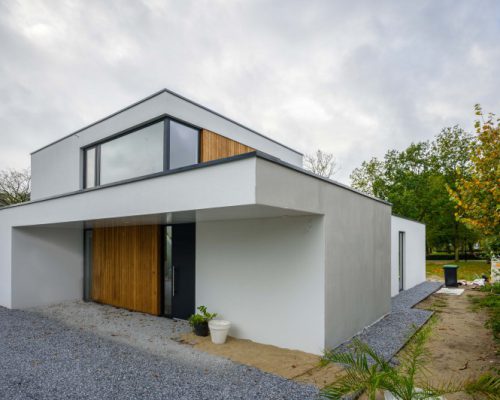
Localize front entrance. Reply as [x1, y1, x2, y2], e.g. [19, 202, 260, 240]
[163, 223, 196, 319]
[84, 223, 195, 319]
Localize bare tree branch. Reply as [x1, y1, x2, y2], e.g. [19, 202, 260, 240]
[304, 149, 339, 178]
[0, 168, 31, 206]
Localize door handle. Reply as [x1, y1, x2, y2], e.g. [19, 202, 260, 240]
[172, 266, 175, 297]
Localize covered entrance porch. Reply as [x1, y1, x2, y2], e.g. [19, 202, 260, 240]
[85, 222, 195, 319]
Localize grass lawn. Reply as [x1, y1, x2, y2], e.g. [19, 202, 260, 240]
[426, 259, 491, 281]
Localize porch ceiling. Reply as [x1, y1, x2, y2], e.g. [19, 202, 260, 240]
[10, 204, 317, 230]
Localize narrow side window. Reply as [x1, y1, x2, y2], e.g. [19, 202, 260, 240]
[85, 147, 96, 188]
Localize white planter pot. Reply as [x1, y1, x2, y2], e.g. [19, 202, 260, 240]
[208, 320, 231, 344]
[384, 389, 444, 400]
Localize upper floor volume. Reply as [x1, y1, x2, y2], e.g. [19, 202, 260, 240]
[30, 89, 303, 200]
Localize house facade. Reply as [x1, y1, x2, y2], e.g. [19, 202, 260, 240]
[390, 215, 426, 296]
[0, 89, 392, 355]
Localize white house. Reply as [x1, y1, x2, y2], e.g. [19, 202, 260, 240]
[390, 215, 426, 296]
[0, 89, 426, 355]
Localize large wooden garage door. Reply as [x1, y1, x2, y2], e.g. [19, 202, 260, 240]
[91, 225, 161, 315]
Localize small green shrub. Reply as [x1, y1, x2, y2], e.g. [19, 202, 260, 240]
[188, 305, 217, 327]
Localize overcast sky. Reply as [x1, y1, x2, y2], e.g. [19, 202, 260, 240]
[1, 0, 499, 183]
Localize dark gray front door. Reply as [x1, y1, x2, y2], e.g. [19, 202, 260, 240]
[163, 223, 196, 319]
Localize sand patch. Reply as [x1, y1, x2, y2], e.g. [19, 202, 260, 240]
[178, 333, 343, 388]
[415, 289, 499, 399]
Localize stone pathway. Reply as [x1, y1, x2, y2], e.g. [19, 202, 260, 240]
[335, 281, 442, 361]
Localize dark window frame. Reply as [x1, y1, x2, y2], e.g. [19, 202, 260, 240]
[83, 116, 201, 189]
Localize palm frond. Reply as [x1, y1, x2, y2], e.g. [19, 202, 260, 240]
[464, 374, 500, 400]
[321, 369, 369, 399]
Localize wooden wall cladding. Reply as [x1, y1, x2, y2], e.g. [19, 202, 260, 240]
[91, 225, 160, 315]
[200, 129, 254, 162]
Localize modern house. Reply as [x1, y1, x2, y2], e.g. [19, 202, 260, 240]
[0, 89, 399, 355]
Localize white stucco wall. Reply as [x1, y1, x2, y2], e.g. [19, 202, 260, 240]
[0, 225, 12, 308]
[196, 215, 325, 355]
[254, 158, 392, 350]
[11, 227, 83, 308]
[391, 216, 426, 296]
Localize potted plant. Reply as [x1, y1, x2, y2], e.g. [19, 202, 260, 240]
[188, 305, 217, 337]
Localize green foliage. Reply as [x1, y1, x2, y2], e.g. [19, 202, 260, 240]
[321, 338, 393, 400]
[449, 105, 500, 256]
[350, 126, 478, 260]
[320, 324, 500, 400]
[470, 283, 500, 340]
[464, 373, 500, 399]
[188, 305, 217, 327]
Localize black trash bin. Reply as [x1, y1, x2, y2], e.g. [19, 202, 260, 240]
[443, 264, 459, 287]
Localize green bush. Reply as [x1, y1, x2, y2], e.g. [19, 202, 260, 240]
[473, 283, 500, 340]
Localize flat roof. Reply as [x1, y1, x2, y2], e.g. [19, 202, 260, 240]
[1, 151, 391, 212]
[31, 88, 303, 156]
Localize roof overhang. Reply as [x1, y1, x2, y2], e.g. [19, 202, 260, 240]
[0, 152, 389, 230]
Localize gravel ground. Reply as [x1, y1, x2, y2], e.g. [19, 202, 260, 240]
[391, 281, 443, 312]
[0, 306, 318, 400]
[32, 301, 193, 360]
[335, 281, 442, 361]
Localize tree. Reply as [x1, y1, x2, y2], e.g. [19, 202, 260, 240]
[350, 127, 477, 260]
[349, 157, 385, 197]
[304, 150, 339, 178]
[0, 168, 31, 206]
[429, 127, 478, 261]
[449, 105, 500, 255]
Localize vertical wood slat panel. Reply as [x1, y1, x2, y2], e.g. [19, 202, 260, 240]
[91, 225, 160, 315]
[200, 129, 254, 163]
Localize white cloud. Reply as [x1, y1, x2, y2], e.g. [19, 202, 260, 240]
[0, 0, 499, 183]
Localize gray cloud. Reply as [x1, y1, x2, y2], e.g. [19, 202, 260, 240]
[0, 0, 499, 183]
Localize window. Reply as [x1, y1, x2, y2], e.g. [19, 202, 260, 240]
[169, 121, 199, 169]
[83, 118, 200, 188]
[85, 147, 96, 188]
[100, 122, 164, 185]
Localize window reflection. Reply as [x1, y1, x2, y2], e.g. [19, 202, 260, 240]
[100, 122, 164, 185]
[85, 147, 96, 188]
[169, 121, 199, 169]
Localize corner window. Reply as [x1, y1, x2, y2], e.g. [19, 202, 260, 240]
[83, 118, 200, 188]
[169, 121, 199, 169]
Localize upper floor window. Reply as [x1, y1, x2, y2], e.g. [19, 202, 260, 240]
[169, 121, 199, 169]
[84, 147, 96, 188]
[84, 118, 199, 188]
[100, 122, 164, 185]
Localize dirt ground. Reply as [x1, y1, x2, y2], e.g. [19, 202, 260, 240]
[415, 288, 499, 399]
[180, 287, 499, 394]
[178, 333, 344, 387]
